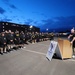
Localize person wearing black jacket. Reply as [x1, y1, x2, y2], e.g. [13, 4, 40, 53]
[35, 32, 39, 42]
[25, 32, 30, 45]
[20, 31, 26, 48]
[14, 30, 20, 49]
[39, 33, 42, 42]
[6, 30, 14, 51]
[31, 32, 36, 44]
[68, 28, 75, 58]
[41, 33, 44, 41]
[0, 32, 7, 55]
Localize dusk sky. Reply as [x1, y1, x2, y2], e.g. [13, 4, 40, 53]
[0, 0, 75, 32]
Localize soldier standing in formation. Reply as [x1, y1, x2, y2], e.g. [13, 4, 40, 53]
[0, 32, 7, 55]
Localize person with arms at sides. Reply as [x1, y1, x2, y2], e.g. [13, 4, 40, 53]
[6, 30, 14, 51]
[0, 32, 7, 55]
[20, 31, 26, 48]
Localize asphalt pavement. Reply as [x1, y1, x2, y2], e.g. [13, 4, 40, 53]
[0, 40, 75, 75]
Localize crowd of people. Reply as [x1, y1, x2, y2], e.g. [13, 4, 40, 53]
[0, 28, 75, 59]
[0, 30, 54, 55]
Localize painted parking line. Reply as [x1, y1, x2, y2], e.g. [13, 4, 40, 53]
[37, 43, 49, 46]
[23, 49, 46, 55]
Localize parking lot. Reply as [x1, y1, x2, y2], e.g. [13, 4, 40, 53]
[0, 40, 75, 75]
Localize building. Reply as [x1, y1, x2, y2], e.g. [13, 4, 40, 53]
[0, 22, 40, 33]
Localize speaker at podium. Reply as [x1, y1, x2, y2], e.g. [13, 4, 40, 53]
[58, 38, 72, 59]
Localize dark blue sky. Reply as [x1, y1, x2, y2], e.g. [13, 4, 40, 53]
[0, 0, 75, 32]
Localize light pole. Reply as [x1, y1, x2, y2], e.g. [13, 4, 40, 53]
[30, 25, 33, 28]
[46, 28, 48, 32]
[30, 25, 33, 32]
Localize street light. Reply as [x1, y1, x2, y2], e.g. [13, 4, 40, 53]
[46, 28, 48, 31]
[30, 25, 33, 28]
[30, 25, 33, 32]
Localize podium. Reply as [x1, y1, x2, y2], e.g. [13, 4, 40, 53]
[58, 39, 72, 59]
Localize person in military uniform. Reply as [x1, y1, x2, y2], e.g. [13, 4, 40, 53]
[27, 32, 32, 43]
[14, 30, 20, 49]
[31, 32, 36, 44]
[6, 30, 14, 51]
[50, 33, 54, 40]
[41, 32, 44, 41]
[35, 32, 40, 43]
[39, 33, 42, 42]
[20, 31, 26, 48]
[46, 33, 49, 40]
[43, 33, 45, 41]
[25, 32, 30, 45]
[45, 33, 49, 41]
[0, 32, 7, 55]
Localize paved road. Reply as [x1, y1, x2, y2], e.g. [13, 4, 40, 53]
[0, 40, 75, 75]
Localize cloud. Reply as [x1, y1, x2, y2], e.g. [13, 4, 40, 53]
[40, 13, 47, 18]
[24, 19, 33, 25]
[0, 17, 12, 22]
[54, 16, 75, 27]
[40, 16, 75, 32]
[33, 21, 38, 24]
[2, 0, 18, 9]
[0, 7, 6, 14]
[12, 16, 18, 19]
[2, 0, 9, 2]
[32, 12, 47, 18]
[42, 19, 54, 24]
[9, 4, 17, 9]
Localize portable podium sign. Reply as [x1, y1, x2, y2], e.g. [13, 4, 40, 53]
[58, 39, 72, 59]
[46, 39, 72, 61]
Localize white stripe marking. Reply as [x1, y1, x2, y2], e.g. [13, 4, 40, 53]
[24, 49, 46, 55]
[37, 43, 49, 46]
